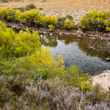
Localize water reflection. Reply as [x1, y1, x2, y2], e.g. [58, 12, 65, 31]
[79, 38, 110, 61]
[41, 33, 58, 47]
[41, 33, 110, 74]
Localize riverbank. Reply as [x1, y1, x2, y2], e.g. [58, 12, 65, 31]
[6, 21, 110, 41]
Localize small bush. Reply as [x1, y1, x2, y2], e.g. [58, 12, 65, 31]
[63, 18, 75, 30]
[72, 74, 92, 92]
[48, 24, 55, 32]
[45, 15, 58, 26]
[0, 8, 17, 22]
[66, 65, 80, 77]
[67, 65, 92, 92]
[80, 10, 110, 31]
[57, 15, 75, 30]
[105, 19, 110, 31]
[20, 9, 42, 25]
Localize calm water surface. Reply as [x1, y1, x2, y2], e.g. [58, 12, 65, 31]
[41, 33, 110, 74]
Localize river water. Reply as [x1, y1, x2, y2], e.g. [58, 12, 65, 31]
[41, 33, 110, 74]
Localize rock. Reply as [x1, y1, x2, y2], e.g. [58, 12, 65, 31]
[105, 57, 110, 61]
[92, 70, 110, 91]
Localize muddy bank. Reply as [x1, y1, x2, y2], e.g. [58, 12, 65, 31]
[6, 22, 110, 41]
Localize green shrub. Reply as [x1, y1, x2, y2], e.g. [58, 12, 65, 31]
[0, 22, 66, 79]
[18, 9, 42, 24]
[14, 10, 23, 22]
[105, 19, 110, 31]
[66, 65, 80, 77]
[57, 15, 75, 30]
[48, 24, 55, 32]
[45, 15, 58, 26]
[0, 21, 41, 58]
[0, 47, 66, 80]
[15, 30, 41, 57]
[35, 15, 47, 27]
[63, 16, 75, 30]
[0, 8, 19, 22]
[15, 10, 58, 27]
[0, 8, 77, 30]
[80, 10, 110, 31]
[0, 21, 16, 58]
[67, 65, 92, 92]
[71, 74, 92, 92]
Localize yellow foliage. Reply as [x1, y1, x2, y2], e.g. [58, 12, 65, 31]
[29, 47, 53, 65]
[63, 18, 75, 30]
[45, 15, 58, 25]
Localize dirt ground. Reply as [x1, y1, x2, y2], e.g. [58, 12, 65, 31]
[0, 0, 110, 20]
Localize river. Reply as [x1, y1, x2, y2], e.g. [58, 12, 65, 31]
[41, 33, 110, 74]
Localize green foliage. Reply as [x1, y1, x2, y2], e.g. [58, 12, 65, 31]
[0, 21, 93, 94]
[0, 21, 65, 78]
[0, 48, 66, 81]
[29, 47, 53, 65]
[0, 8, 77, 30]
[0, 8, 17, 21]
[21, 9, 42, 24]
[0, 8, 58, 27]
[57, 15, 75, 30]
[15, 30, 41, 57]
[72, 74, 92, 92]
[80, 10, 110, 31]
[105, 19, 110, 31]
[12, 52, 65, 79]
[63, 18, 75, 30]
[48, 24, 55, 32]
[0, 21, 16, 58]
[67, 65, 92, 92]
[45, 15, 58, 25]
[66, 65, 79, 77]
[0, 21, 41, 58]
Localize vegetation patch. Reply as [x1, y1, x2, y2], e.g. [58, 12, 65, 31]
[80, 10, 110, 32]
[1, 8, 110, 33]
[0, 8, 76, 31]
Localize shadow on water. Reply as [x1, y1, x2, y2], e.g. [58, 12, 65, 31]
[41, 33, 110, 74]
